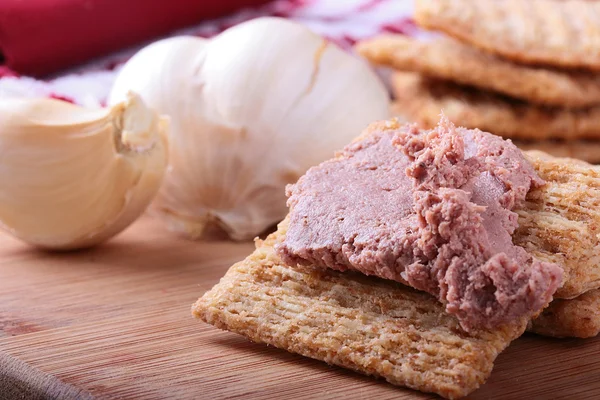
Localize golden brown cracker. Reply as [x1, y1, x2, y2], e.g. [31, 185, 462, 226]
[193, 219, 528, 400]
[528, 288, 600, 338]
[357, 35, 600, 108]
[391, 72, 600, 140]
[415, 0, 600, 71]
[516, 151, 600, 299]
[515, 141, 600, 165]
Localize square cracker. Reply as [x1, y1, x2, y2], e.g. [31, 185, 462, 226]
[356, 35, 600, 108]
[415, 0, 600, 71]
[517, 151, 600, 299]
[515, 141, 600, 165]
[529, 288, 600, 339]
[390, 72, 600, 141]
[193, 220, 527, 400]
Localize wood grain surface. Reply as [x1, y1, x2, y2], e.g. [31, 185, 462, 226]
[1, 216, 599, 400]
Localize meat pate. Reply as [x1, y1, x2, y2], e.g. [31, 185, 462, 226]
[276, 117, 563, 331]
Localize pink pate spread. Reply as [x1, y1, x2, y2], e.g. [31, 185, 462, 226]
[276, 117, 563, 331]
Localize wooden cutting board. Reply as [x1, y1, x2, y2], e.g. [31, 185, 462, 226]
[1, 216, 599, 400]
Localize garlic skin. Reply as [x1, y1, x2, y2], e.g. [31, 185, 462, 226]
[0, 93, 168, 250]
[109, 17, 390, 241]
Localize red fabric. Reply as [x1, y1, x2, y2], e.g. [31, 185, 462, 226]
[0, 0, 272, 77]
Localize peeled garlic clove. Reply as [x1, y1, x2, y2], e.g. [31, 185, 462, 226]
[0, 93, 169, 250]
[109, 17, 390, 241]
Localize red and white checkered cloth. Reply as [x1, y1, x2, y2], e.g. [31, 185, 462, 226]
[0, 0, 415, 107]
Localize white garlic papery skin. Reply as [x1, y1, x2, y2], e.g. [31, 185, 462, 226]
[109, 17, 390, 241]
[0, 93, 168, 250]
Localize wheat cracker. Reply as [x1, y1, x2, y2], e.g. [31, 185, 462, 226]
[515, 141, 600, 165]
[193, 219, 527, 400]
[529, 288, 600, 338]
[391, 72, 600, 140]
[357, 35, 600, 108]
[415, 0, 600, 71]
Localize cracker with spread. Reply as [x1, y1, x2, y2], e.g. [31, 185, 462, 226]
[194, 118, 600, 398]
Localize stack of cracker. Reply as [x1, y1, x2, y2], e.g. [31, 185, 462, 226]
[356, 0, 600, 164]
[194, 121, 600, 398]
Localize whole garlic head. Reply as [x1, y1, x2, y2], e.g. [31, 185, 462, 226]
[109, 17, 390, 240]
[0, 93, 168, 250]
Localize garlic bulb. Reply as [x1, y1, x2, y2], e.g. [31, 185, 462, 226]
[109, 17, 390, 241]
[0, 93, 168, 250]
